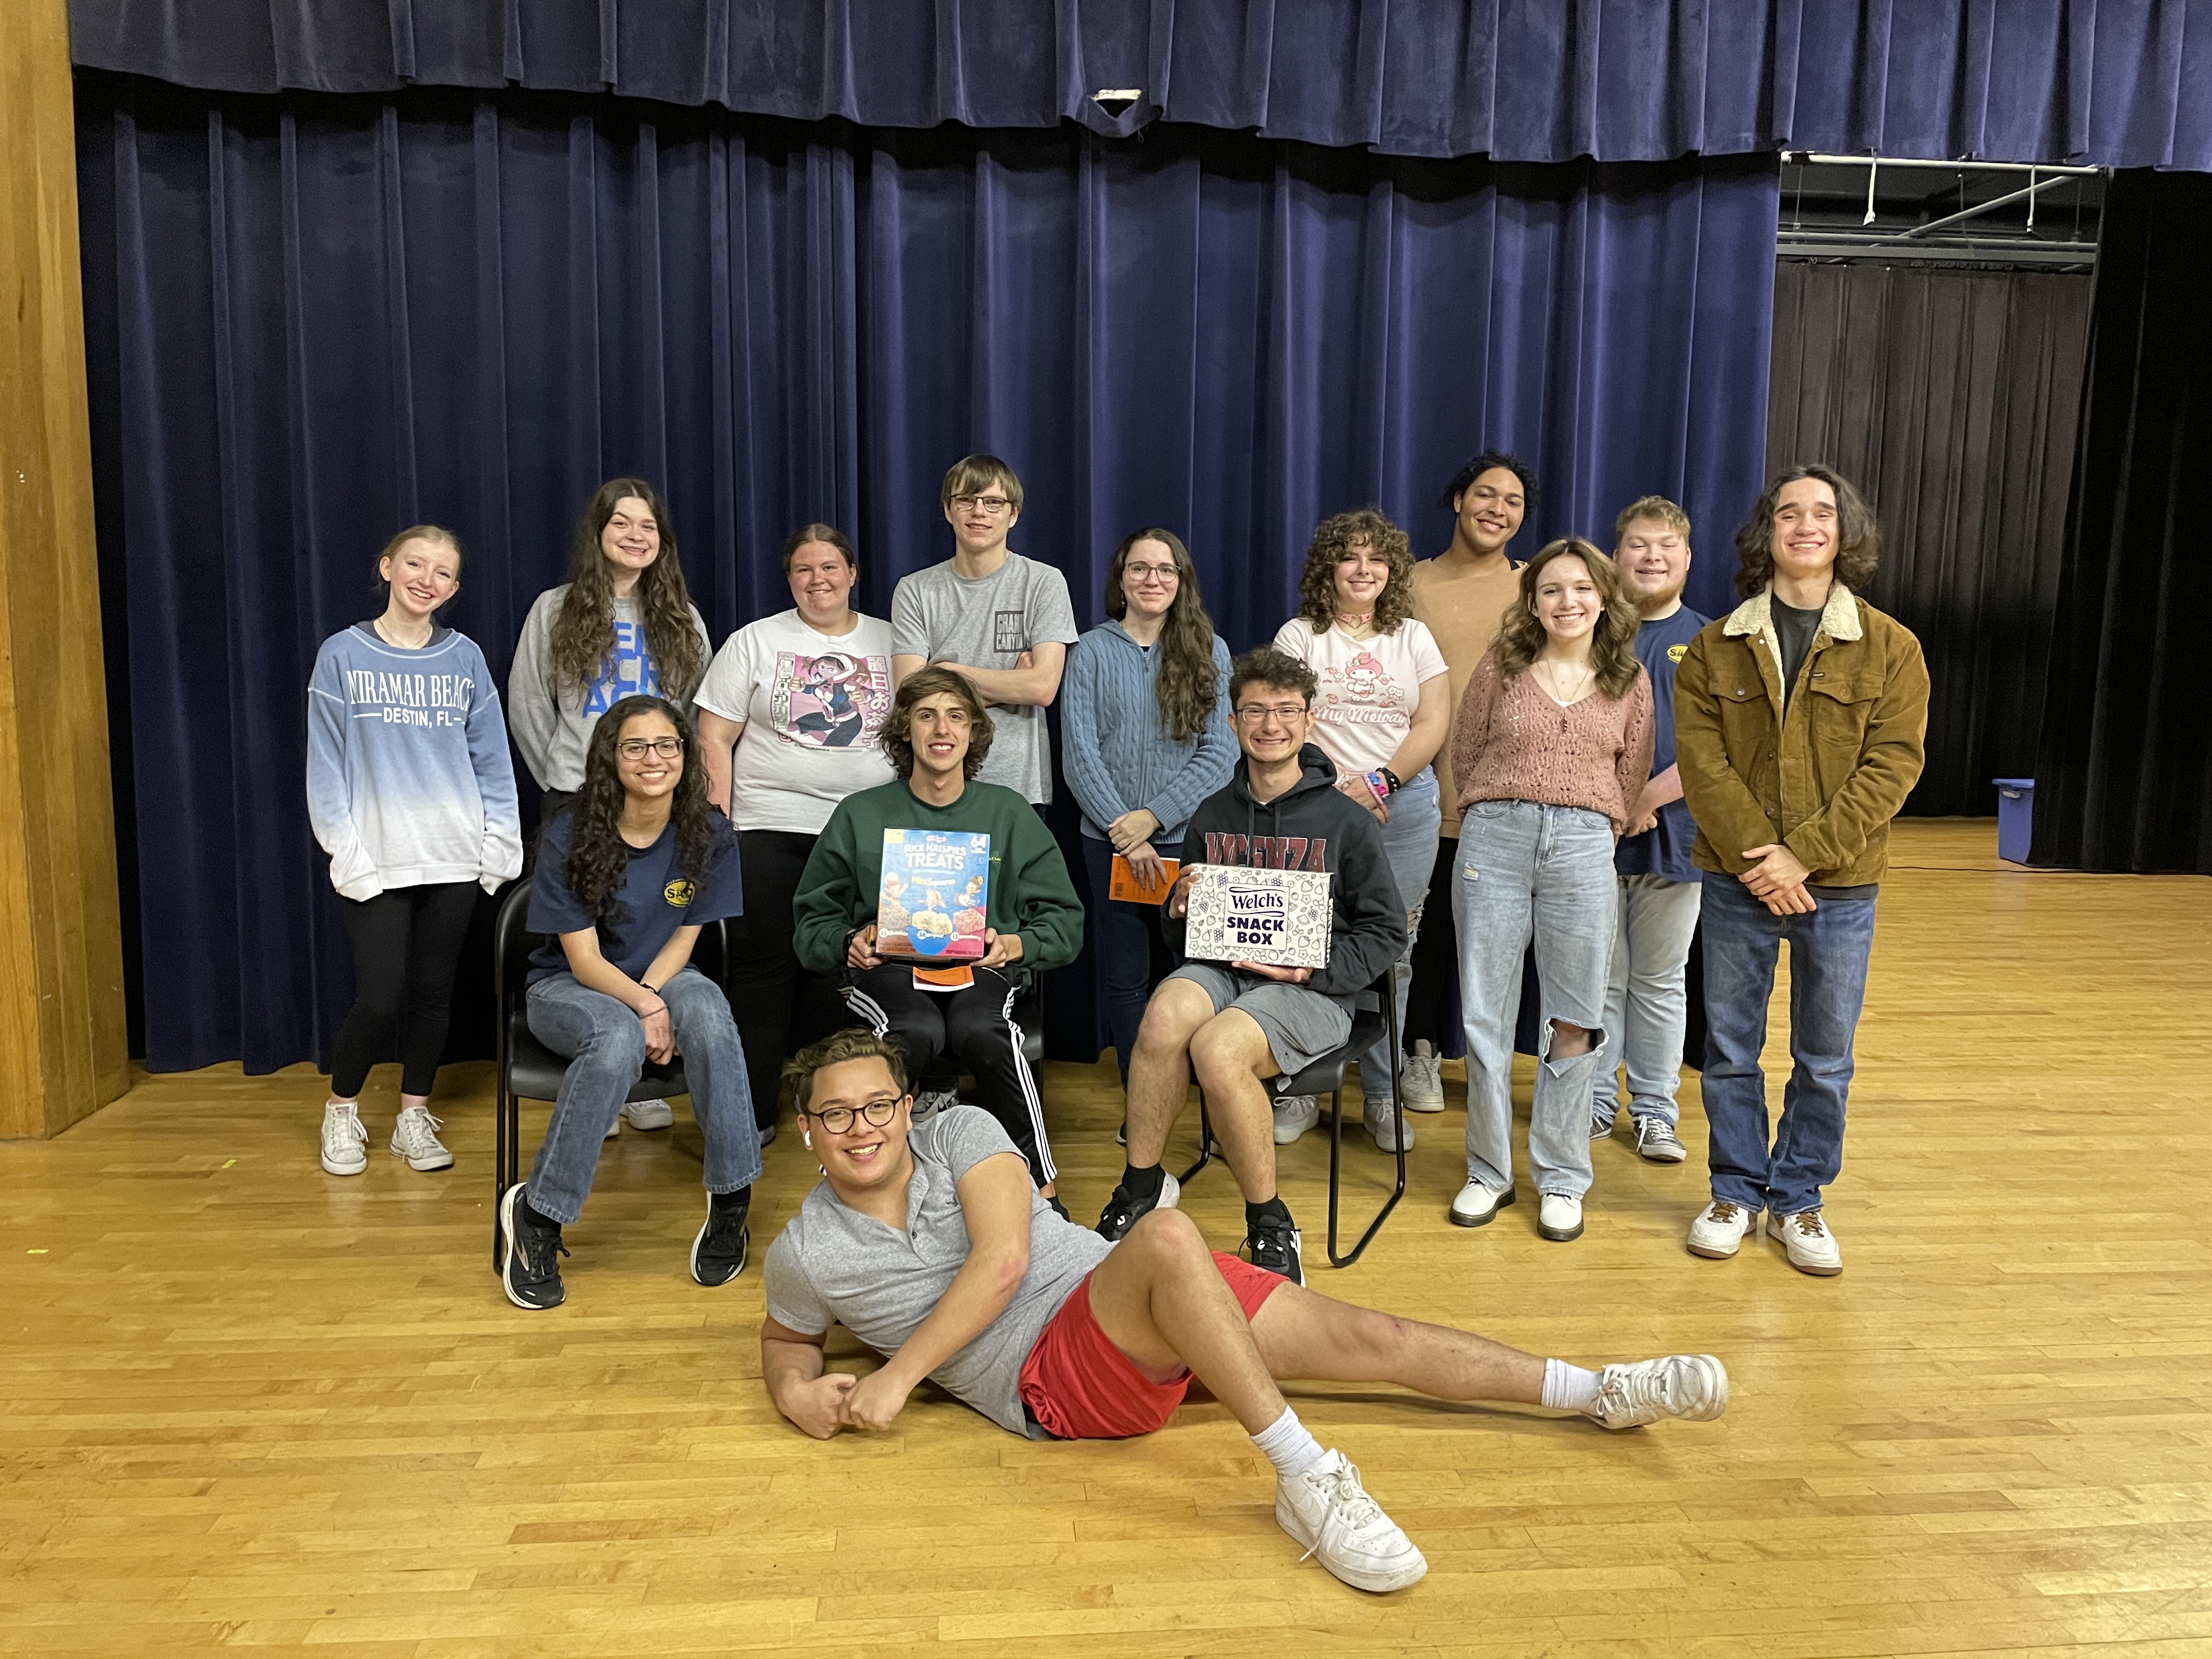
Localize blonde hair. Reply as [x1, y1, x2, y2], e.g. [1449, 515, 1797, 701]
[939, 454, 1025, 513]
[1613, 495, 1690, 539]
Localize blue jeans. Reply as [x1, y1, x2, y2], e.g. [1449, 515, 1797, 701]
[1590, 873, 1703, 1130]
[1698, 871, 1876, 1217]
[523, 967, 761, 1225]
[1453, 800, 1617, 1197]
[1358, 766, 1441, 1106]
[1081, 832, 1183, 1086]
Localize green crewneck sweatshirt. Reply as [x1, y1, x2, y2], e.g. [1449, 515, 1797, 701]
[793, 777, 1084, 978]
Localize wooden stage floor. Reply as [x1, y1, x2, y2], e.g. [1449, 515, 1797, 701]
[5, 821, 2210, 1658]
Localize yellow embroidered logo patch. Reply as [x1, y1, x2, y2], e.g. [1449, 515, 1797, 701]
[663, 878, 697, 907]
[1668, 643, 1689, 663]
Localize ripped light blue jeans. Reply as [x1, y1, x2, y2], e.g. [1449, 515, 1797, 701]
[1453, 800, 1618, 1198]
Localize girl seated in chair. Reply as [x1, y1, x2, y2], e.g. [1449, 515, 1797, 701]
[498, 693, 758, 1311]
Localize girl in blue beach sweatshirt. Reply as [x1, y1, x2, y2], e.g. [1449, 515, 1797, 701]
[306, 526, 522, 1178]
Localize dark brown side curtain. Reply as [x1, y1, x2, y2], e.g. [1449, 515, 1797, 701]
[1764, 262, 2091, 817]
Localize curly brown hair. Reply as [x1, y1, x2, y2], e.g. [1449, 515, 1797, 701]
[561, 694, 728, 926]
[546, 478, 706, 702]
[1492, 539, 1644, 701]
[880, 665, 995, 780]
[1295, 507, 1415, 634]
[781, 1028, 913, 1119]
[1104, 527, 1221, 743]
[1733, 465, 1881, 599]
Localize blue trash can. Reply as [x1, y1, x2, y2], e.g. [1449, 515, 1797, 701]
[1994, 778, 2034, 864]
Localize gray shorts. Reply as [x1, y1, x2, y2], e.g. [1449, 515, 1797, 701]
[1164, 963, 1352, 1082]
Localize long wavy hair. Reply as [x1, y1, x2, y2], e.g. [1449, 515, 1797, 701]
[879, 665, 995, 780]
[1295, 507, 1415, 634]
[1733, 464, 1881, 599]
[1103, 528, 1220, 743]
[1493, 539, 1643, 701]
[546, 478, 706, 701]
[563, 694, 725, 926]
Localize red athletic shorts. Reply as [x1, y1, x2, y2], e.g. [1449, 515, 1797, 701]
[1018, 1251, 1288, 1439]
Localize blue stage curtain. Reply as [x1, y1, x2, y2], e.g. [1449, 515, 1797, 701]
[75, 71, 1777, 1073]
[68, 0, 2212, 168]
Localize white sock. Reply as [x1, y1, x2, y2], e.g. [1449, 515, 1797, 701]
[1542, 1359, 1601, 1413]
[1251, 1406, 1328, 1480]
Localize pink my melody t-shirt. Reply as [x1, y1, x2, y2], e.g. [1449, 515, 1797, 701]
[1271, 616, 1449, 776]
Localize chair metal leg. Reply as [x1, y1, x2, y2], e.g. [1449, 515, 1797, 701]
[1327, 983, 1408, 1268]
[1176, 1095, 1217, 1186]
[493, 1074, 510, 1272]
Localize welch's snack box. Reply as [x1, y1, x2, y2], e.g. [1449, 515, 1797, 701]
[1182, 865, 1333, 970]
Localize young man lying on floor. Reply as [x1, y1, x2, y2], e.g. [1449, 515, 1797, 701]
[760, 1029, 1730, 1593]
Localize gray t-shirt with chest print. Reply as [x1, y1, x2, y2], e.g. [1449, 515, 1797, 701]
[763, 1105, 1111, 1437]
[889, 553, 1079, 804]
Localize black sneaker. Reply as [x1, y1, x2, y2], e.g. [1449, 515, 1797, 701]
[1243, 1212, 1304, 1285]
[499, 1184, 568, 1310]
[1045, 1194, 1071, 1222]
[691, 1188, 751, 1287]
[1095, 1171, 1180, 1242]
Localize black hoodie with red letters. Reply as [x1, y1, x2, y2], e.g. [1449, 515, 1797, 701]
[1163, 743, 1407, 1010]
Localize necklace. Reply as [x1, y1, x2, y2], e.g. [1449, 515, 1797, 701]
[1537, 657, 1594, 705]
[374, 616, 431, 650]
[1334, 611, 1375, 637]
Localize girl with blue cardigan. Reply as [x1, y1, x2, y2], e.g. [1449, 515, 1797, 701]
[306, 526, 522, 1178]
[1061, 529, 1235, 1086]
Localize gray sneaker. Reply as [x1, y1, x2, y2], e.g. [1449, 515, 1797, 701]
[1363, 1096, 1414, 1153]
[1400, 1041, 1445, 1113]
[1632, 1116, 1688, 1164]
[1272, 1094, 1319, 1144]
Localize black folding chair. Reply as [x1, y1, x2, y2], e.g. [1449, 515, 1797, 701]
[490, 877, 729, 1267]
[1177, 968, 1405, 1268]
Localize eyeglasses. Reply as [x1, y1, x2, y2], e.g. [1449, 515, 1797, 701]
[951, 494, 1013, 515]
[1124, 562, 1180, 584]
[1233, 702, 1308, 723]
[805, 1098, 901, 1134]
[616, 737, 685, 760]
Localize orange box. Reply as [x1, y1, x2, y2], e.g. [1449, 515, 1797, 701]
[1109, 855, 1181, 905]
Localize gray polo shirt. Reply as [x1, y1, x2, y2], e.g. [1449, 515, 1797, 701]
[763, 1105, 1111, 1436]
[889, 553, 1079, 804]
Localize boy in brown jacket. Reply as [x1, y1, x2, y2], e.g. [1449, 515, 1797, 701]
[1673, 465, 1928, 1276]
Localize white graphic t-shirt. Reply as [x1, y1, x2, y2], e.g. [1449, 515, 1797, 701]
[1271, 616, 1451, 776]
[695, 610, 896, 833]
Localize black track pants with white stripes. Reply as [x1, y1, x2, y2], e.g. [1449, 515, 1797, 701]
[843, 963, 1056, 1186]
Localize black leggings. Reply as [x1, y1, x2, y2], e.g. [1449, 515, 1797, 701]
[330, 882, 480, 1098]
[725, 828, 849, 1128]
[1403, 842, 1462, 1053]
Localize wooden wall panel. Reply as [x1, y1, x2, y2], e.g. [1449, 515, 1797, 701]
[0, 0, 132, 1136]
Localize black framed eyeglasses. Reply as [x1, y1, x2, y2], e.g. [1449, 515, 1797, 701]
[805, 1098, 901, 1134]
[617, 736, 685, 760]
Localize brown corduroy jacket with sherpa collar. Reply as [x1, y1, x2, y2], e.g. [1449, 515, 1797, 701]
[1674, 583, 1929, 888]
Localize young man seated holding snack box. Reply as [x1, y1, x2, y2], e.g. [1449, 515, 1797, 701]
[763, 1027, 1729, 1595]
[793, 665, 1084, 1205]
[1094, 647, 1407, 1284]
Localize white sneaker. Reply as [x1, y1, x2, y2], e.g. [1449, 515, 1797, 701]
[1363, 1096, 1414, 1152]
[320, 1103, 368, 1175]
[603, 1115, 620, 1141]
[1448, 1177, 1515, 1227]
[1632, 1116, 1689, 1164]
[1686, 1198, 1761, 1259]
[1274, 1449, 1427, 1593]
[1272, 1094, 1319, 1145]
[620, 1097, 674, 1131]
[388, 1105, 453, 1172]
[912, 1090, 960, 1122]
[1585, 1354, 1730, 1429]
[1768, 1210, 1843, 1276]
[1538, 1192, 1584, 1242]
[1400, 1041, 1444, 1113]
